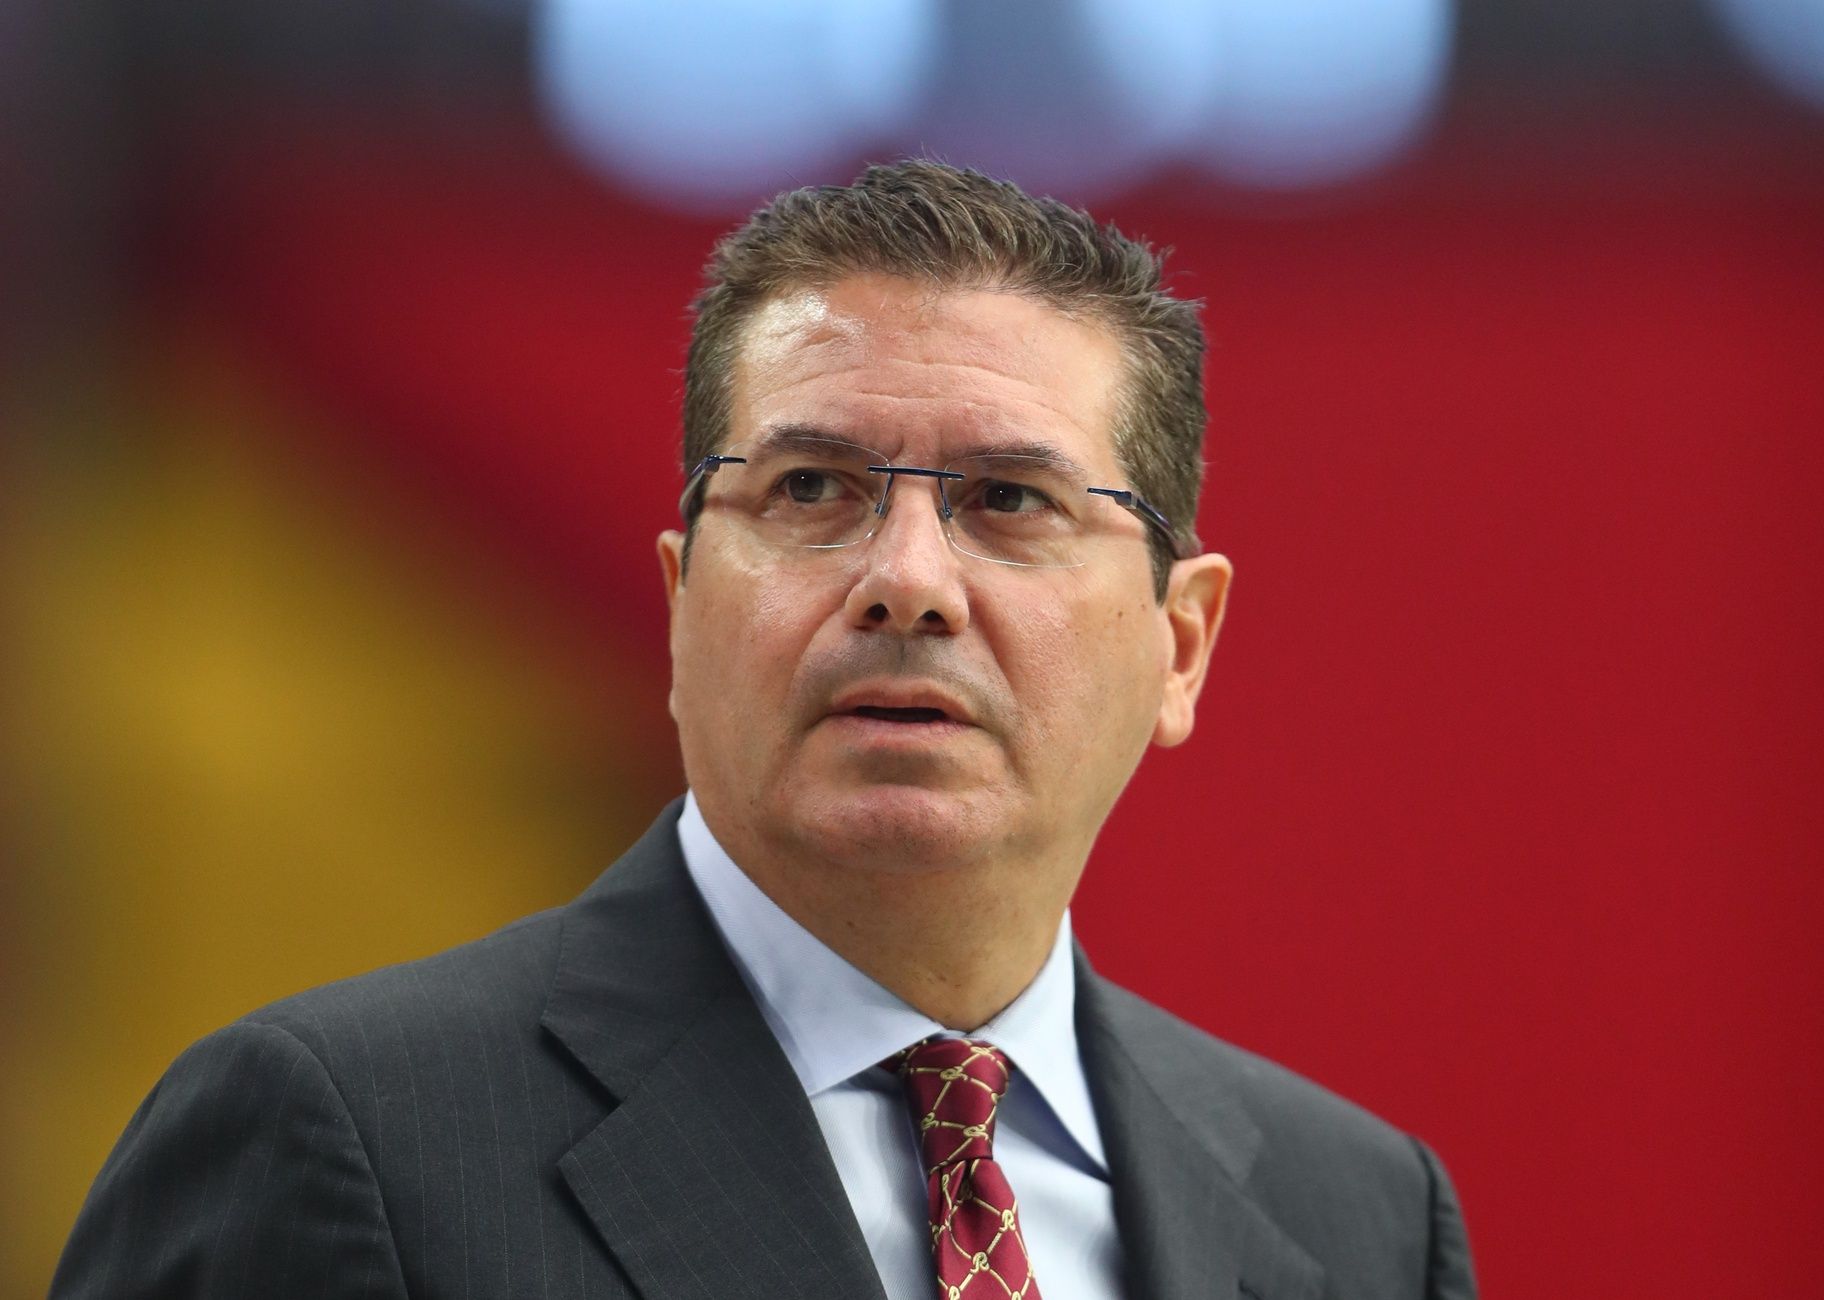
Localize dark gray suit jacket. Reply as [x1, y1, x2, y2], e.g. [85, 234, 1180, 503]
[53, 800, 1475, 1299]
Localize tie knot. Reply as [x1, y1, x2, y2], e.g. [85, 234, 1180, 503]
[884, 1037, 1013, 1173]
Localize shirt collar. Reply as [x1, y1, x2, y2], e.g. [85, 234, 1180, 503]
[677, 791, 1106, 1170]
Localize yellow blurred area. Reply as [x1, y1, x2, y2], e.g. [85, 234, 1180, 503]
[1, 323, 669, 1291]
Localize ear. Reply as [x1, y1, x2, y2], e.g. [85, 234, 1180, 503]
[1152, 552, 1233, 748]
[657, 529, 685, 610]
[658, 530, 686, 721]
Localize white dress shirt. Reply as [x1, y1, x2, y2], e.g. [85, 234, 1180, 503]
[677, 792, 1125, 1300]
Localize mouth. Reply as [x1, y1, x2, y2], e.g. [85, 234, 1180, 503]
[826, 684, 976, 734]
[847, 705, 951, 724]
[826, 702, 972, 747]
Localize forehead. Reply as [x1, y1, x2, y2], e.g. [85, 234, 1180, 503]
[730, 274, 1125, 471]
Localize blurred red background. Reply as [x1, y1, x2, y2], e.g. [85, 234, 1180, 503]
[4, 3, 1821, 1294]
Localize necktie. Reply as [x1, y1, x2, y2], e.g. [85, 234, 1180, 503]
[886, 1037, 1044, 1300]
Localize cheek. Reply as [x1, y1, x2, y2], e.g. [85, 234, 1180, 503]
[677, 549, 832, 730]
[1002, 587, 1162, 752]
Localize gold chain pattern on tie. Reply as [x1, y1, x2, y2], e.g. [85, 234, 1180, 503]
[885, 1037, 1042, 1300]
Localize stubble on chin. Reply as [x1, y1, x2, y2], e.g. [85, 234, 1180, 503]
[772, 776, 1013, 877]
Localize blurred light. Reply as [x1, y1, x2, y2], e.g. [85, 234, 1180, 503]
[1193, 0, 1455, 189]
[1709, 0, 1824, 111]
[536, 0, 1455, 211]
[892, 0, 1176, 201]
[534, 0, 937, 213]
[1079, 0, 1225, 148]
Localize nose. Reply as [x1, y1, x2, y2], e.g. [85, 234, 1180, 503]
[841, 474, 971, 635]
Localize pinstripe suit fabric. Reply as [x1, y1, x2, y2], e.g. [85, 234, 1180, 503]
[52, 801, 1475, 1299]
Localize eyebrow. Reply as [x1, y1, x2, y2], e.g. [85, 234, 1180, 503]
[750, 423, 1091, 477]
[745, 423, 866, 457]
[956, 440, 1089, 476]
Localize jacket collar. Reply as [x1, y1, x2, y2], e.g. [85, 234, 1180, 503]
[1076, 947, 1327, 1300]
[676, 791, 1109, 1170]
[540, 799, 887, 1300]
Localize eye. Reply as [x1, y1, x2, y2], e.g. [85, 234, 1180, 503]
[781, 468, 839, 503]
[978, 479, 1052, 513]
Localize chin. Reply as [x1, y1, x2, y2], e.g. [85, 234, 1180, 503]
[786, 783, 1008, 872]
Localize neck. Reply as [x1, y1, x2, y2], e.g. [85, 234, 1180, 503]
[709, 812, 1083, 1030]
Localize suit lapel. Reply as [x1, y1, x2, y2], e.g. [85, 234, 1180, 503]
[541, 803, 886, 1300]
[1076, 952, 1325, 1300]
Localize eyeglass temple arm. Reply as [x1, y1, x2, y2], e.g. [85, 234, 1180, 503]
[678, 454, 748, 522]
[1087, 487, 1199, 561]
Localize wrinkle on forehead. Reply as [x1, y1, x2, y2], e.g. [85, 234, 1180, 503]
[753, 391, 1099, 464]
[749, 419, 1091, 477]
[732, 276, 1125, 469]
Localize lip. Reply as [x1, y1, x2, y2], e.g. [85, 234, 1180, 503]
[827, 681, 976, 727]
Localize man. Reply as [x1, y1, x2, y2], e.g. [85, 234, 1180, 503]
[54, 161, 1475, 1299]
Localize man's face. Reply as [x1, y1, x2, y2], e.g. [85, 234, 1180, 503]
[660, 273, 1224, 876]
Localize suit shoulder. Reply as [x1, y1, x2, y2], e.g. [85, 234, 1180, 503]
[1088, 978, 1476, 1292]
[232, 903, 569, 1071]
[1090, 978, 1423, 1172]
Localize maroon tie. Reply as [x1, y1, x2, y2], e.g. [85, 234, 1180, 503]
[885, 1037, 1044, 1300]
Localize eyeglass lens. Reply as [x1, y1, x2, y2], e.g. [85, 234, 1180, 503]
[696, 437, 1114, 569]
